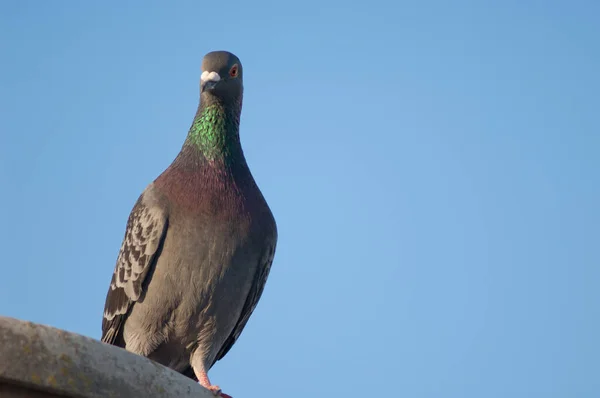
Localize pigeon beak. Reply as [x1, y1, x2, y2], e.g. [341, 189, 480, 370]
[201, 71, 221, 93]
[202, 81, 219, 92]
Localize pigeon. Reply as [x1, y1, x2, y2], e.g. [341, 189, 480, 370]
[101, 51, 277, 398]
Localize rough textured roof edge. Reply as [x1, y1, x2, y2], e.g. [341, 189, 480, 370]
[0, 316, 214, 398]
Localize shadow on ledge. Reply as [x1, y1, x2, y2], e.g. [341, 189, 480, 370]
[0, 316, 213, 398]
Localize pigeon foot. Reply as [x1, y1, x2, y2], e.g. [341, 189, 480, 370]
[197, 371, 232, 398]
[206, 385, 221, 394]
[204, 384, 232, 398]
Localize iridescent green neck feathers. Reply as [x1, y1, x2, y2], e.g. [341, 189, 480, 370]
[186, 103, 240, 162]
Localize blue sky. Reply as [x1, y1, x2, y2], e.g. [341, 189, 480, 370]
[1, 1, 598, 397]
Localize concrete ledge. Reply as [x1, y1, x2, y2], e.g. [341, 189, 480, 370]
[0, 316, 212, 398]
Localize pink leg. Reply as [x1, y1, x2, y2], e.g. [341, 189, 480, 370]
[197, 370, 232, 398]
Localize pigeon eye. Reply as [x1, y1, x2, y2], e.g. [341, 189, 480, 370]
[229, 65, 239, 78]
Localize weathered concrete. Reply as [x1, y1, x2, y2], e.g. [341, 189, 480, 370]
[0, 316, 213, 398]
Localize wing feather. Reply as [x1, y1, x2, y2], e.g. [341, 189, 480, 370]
[212, 243, 276, 366]
[101, 193, 168, 345]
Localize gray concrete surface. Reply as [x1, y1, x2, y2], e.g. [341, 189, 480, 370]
[0, 316, 213, 398]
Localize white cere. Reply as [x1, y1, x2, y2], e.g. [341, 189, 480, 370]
[201, 71, 221, 83]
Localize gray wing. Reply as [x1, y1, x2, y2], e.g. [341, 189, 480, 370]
[101, 193, 168, 345]
[212, 243, 277, 366]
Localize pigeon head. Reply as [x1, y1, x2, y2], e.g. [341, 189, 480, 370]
[200, 51, 243, 102]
